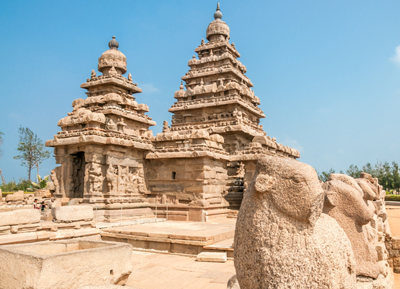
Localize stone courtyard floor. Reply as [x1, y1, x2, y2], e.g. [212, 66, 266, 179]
[126, 250, 235, 289]
[121, 206, 400, 289]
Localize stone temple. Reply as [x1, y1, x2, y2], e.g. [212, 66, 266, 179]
[45, 4, 299, 222]
[1, 4, 396, 289]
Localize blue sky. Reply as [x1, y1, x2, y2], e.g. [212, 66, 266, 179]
[0, 0, 400, 182]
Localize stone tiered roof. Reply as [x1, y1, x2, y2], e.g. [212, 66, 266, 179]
[46, 37, 155, 151]
[157, 4, 299, 159]
[167, 5, 264, 139]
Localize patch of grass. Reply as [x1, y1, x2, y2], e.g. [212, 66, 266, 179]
[385, 195, 400, 202]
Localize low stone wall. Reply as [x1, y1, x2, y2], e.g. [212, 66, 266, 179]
[0, 240, 133, 289]
[0, 206, 100, 246]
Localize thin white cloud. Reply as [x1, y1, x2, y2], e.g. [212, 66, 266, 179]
[391, 45, 400, 65]
[138, 83, 160, 93]
[9, 112, 22, 121]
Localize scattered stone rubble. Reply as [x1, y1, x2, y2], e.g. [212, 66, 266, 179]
[0, 206, 99, 246]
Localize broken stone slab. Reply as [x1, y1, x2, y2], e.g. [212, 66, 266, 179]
[0, 240, 133, 289]
[5, 190, 25, 202]
[52, 205, 94, 222]
[196, 252, 227, 263]
[0, 209, 40, 226]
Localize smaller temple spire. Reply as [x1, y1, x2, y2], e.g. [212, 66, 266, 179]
[108, 36, 119, 50]
[214, 2, 222, 20]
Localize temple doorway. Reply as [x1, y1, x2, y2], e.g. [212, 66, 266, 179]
[71, 152, 86, 198]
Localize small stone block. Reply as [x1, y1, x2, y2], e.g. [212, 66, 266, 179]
[52, 205, 93, 222]
[196, 252, 227, 263]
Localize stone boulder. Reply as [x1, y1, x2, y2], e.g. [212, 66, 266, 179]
[0, 209, 41, 226]
[5, 191, 25, 202]
[35, 189, 52, 198]
[234, 156, 356, 289]
[52, 205, 94, 222]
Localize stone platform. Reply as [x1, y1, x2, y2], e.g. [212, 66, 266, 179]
[101, 218, 235, 255]
[203, 238, 234, 258]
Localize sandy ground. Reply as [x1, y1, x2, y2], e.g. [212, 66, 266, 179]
[125, 251, 235, 289]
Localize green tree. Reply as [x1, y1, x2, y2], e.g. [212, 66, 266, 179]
[318, 168, 336, 182]
[13, 127, 50, 180]
[346, 161, 400, 191]
[346, 164, 361, 178]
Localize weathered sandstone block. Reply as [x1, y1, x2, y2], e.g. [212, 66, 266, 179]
[0, 209, 40, 226]
[234, 156, 356, 289]
[35, 189, 52, 198]
[196, 252, 227, 262]
[0, 240, 133, 289]
[52, 205, 94, 222]
[5, 190, 25, 202]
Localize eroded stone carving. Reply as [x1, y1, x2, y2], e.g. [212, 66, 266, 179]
[50, 169, 60, 197]
[323, 173, 391, 288]
[235, 156, 356, 289]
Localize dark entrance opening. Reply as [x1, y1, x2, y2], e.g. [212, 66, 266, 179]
[71, 152, 86, 198]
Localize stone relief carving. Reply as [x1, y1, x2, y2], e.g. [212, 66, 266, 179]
[106, 164, 118, 193]
[88, 162, 103, 195]
[50, 169, 60, 196]
[105, 118, 118, 131]
[235, 162, 245, 178]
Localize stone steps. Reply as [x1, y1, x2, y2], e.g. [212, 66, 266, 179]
[101, 219, 236, 256]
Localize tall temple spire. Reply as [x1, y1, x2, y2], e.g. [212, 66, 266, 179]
[214, 2, 222, 20]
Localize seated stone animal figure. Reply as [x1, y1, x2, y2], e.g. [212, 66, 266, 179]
[323, 174, 381, 279]
[234, 156, 357, 289]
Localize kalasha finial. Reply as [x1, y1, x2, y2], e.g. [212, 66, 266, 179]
[214, 2, 222, 20]
[180, 81, 184, 90]
[108, 36, 119, 50]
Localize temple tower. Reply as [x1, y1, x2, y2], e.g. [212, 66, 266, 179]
[147, 4, 300, 215]
[46, 37, 156, 222]
[169, 3, 266, 154]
